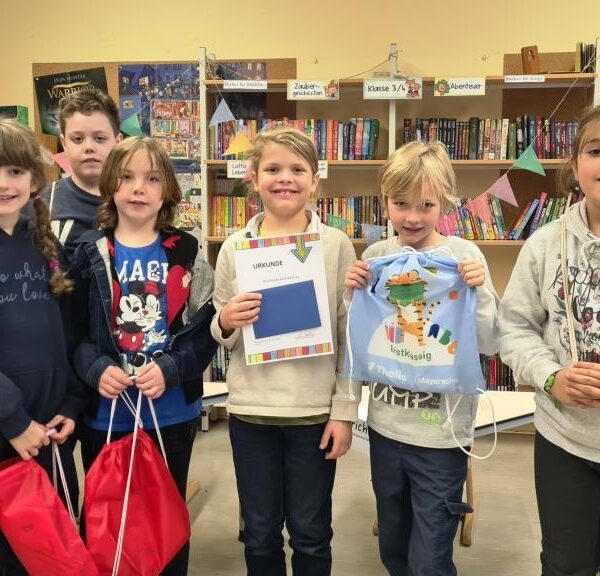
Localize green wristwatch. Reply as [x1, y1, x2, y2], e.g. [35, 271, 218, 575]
[544, 372, 557, 395]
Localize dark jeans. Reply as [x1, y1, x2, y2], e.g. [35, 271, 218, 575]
[229, 415, 336, 576]
[369, 427, 470, 576]
[0, 438, 79, 576]
[535, 432, 600, 576]
[81, 419, 197, 576]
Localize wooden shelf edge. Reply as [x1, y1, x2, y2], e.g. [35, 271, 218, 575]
[205, 236, 523, 246]
[474, 240, 525, 246]
[206, 159, 565, 169]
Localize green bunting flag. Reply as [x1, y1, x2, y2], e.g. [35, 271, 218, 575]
[513, 144, 545, 176]
[120, 113, 144, 136]
[327, 214, 351, 231]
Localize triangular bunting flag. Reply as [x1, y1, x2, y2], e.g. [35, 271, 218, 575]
[209, 99, 235, 127]
[446, 211, 458, 234]
[513, 144, 545, 176]
[52, 151, 72, 175]
[361, 223, 386, 245]
[120, 113, 144, 136]
[467, 192, 493, 226]
[435, 214, 448, 235]
[485, 173, 518, 206]
[327, 214, 351, 231]
[223, 131, 253, 156]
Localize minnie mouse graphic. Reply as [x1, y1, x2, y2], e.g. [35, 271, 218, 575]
[114, 280, 168, 353]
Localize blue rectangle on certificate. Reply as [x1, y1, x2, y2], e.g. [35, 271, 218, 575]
[253, 280, 321, 339]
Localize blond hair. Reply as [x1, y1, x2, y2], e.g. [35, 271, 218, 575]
[248, 127, 319, 175]
[0, 119, 73, 295]
[557, 105, 600, 196]
[96, 137, 182, 230]
[380, 141, 458, 213]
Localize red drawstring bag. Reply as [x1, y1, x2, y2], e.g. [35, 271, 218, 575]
[84, 394, 191, 576]
[0, 445, 99, 576]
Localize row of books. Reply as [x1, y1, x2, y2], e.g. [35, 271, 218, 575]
[437, 197, 508, 240]
[211, 195, 264, 236]
[209, 117, 380, 161]
[575, 41, 597, 72]
[403, 116, 577, 160]
[508, 191, 581, 240]
[439, 190, 582, 241]
[481, 355, 516, 391]
[316, 196, 386, 238]
[210, 345, 231, 383]
[438, 192, 580, 241]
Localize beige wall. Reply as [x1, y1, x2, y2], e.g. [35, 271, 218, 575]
[2, 0, 600, 117]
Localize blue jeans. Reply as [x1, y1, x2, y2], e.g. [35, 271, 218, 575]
[369, 428, 471, 576]
[229, 415, 336, 576]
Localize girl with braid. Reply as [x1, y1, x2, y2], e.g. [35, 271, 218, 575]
[0, 120, 87, 574]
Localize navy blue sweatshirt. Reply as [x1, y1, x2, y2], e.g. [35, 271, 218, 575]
[41, 177, 101, 263]
[0, 217, 87, 447]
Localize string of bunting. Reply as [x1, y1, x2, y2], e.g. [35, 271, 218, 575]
[326, 214, 387, 245]
[204, 53, 391, 157]
[442, 46, 598, 230]
[204, 53, 397, 237]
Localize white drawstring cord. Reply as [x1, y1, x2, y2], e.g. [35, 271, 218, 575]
[106, 389, 146, 444]
[344, 293, 356, 395]
[147, 397, 168, 466]
[445, 391, 497, 460]
[51, 441, 76, 524]
[112, 392, 143, 576]
[110, 393, 169, 575]
[561, 220, 579, 361]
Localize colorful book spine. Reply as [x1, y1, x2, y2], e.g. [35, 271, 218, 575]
[527, 192, 548, 237]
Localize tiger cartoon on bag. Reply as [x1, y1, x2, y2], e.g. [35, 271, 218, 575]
[384, 271, 439, 347]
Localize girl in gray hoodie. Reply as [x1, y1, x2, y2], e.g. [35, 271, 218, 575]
[500, 105, 600, 576]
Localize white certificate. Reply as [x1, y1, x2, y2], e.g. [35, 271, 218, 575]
[233, 232, 334, 365]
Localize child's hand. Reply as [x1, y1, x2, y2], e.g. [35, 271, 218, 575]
[9, 421, 50, 461]
[345, 260, 371, 290]
[552, 363, 600, 408]
[219, 292, 262, 333]
[319, 419, 353, 460]
[45, 415, 75, 444]
[134, 362, 166, 399]
[459, 259, 485, 287]
[99, 365, 132, 399]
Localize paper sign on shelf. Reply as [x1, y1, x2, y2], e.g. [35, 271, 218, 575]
[227, 160, 249, 179]
[287, 79, 339, 100]
[504, 75, 545, 83]
[318, 160, 328, 179]
[434, 77, 486, 96]
[363, 78, 423, 100]
[234, 232, 334, 365]
[223, 80, 268, 90]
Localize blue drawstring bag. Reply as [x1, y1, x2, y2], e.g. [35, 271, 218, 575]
[345, 247, 485, 396]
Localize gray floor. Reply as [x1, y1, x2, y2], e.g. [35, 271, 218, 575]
[183, 423, 541, 576]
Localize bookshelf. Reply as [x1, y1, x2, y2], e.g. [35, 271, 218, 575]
[198, 43, 600, 388]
